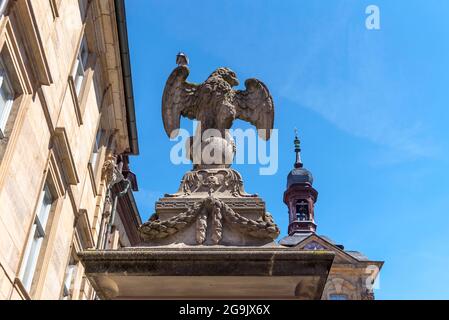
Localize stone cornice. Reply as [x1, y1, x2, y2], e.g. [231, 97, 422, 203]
[80, 247, 335, 299]
[91, 0, 138, 156]
[80, 247, 334, 275]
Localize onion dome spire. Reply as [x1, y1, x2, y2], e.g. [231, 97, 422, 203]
[283, 129, 318, 235]
[294, 128, 303, 168]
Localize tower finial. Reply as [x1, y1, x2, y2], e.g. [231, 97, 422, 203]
[294, 128, 303, 168]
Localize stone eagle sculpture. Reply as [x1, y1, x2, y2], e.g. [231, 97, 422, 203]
[139, 56, 281, 245]
[162, 63, 275, 140]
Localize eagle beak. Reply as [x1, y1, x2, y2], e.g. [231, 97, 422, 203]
[233, 78, 240, 86]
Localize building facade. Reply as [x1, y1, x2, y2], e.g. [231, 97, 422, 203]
[279, 133, 383, 300]
[0, 0, 140, 300]
[0, 0, 382, 301]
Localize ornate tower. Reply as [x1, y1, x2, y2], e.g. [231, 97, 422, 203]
[284, 131, 318, 235]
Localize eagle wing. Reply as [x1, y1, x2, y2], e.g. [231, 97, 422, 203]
[234, 78, 274, 140]
[162, 65, 199, 138]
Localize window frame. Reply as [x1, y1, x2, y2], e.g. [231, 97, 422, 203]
[69, 32, 96, 126]
[0, 54, 14, 138]
[78, 0, 89, 21]
[18, 183, 55, 292]
[61, 252, 78, 300]
[90, 128, 103, 173]
[0, 0, 10, 17]
[87, 126, 106, 196]
[72, 36, 88, 97]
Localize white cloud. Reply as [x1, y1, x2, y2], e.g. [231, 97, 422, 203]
[278, 6, 438, 164]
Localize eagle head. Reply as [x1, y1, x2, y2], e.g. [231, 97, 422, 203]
[209, 67, 239, 87]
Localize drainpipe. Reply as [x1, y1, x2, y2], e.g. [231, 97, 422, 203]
[102, 178, 131, 249]
[96, 178, 120, 249]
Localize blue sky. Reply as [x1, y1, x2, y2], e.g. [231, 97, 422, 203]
[125, 0, 449, 300]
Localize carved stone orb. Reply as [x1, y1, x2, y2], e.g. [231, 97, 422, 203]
[188, 132, 236, 169]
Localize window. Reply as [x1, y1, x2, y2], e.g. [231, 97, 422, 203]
[90, 129, 102, 172]
[62, 254, 78, 300]
[78, 0, 88, 20]
[72, 37, 88, 96]
[0, 55, 14, 138]
[329, 294, 348, 300]
[0, 0, 9, 17]
[295, 200, 309, 221]
[19, 184, 54, 292]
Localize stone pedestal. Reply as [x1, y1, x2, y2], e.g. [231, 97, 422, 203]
[76, 167, 334, 300]
[139, 168, 280, 246]
[79, 166, 337, 300]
